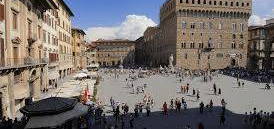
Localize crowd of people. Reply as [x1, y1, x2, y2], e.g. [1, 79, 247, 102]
[94, 67, 274, 129]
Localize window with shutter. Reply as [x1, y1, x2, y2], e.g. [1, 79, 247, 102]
[0, 4, 4, 21]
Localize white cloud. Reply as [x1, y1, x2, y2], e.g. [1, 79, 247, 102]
[85, 15, 157, 41]
[248, 15, 267, 26]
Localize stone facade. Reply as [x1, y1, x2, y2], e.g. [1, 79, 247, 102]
[141, 0, 252, 70]
[41, 2, 59, 91]
[248, 19, 274, 71]
[92, 39, 135, 67]
[0, 0, 56, 119]
[72, 28, 87, 71]
[54, 0, 74, 78]
[86, 43, 98, 69]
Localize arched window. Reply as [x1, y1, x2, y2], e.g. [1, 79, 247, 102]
[209, 1, 212, 5]
[186, 0, 189, 3]
[198, 0, 201, 4]
[180, 0, 183, 3]
[236, 2, 239, 6]
[247, 3, 250, 6]
[192, 0, 195, 4]
[219, 1, 222, 5]
[231, 2, 233, 6]
[203, 0, 206, 4]
[214, 1, 216, 5]
[225, 1, 228, 6]
[242, 2, 244, 6]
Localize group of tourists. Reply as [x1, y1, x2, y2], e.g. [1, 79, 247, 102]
[0, 116, 27, 129]
[243, 108, 274, 129]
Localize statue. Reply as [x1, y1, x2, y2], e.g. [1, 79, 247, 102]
[169, 54, 174, 67]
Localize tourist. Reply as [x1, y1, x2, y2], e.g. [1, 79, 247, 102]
[192, 88, 196, 95]
[163, 102, 168, 115]
[134, 105, 139, 118]
[220, 113, 226, 126]
[170, 99, 174, 109]
[213, 83, 217, 95]
[186, 84, 189, 93]
[129, 116, 134, 129]
[209, 100, 213, 112]
[199, 102, 204, 114]
[218, 88, 221, 95]
[146, 104, 151, 117]
[221, 99, 227, 114]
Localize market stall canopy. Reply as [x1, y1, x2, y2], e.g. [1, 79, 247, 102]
[24, 103, 88, 129]
[73, 72, 88, 79]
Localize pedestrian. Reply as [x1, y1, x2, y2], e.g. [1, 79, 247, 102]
[129, 117, 134, 129]
[146, 104, 151, 117]
[134, 105, 139, 118]
[213, 83, 217, 95]
[218, 88, 221, 95]
[220, 113, 226, 126]
[238, 81, 241, 87]
[170, 99, 174, 109]
[199, 102, 204, 114]
[186, 83, 190, 93]
[163, 102, 168, 115]
[192, 88, 196, 95]
[209, 100, 213, 112]
[242, 82, 245, 87]
[221, 99, 226, 114]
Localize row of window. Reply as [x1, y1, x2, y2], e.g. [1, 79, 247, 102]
[177, 10, 249, 19]
[183, 53, 243, 60]
[59, 31, 71, 44]
[179, 0, 250, 7]
[181, 42, 244, 49]
[182, 21, 245, 32]
[43, 30, 58, 46]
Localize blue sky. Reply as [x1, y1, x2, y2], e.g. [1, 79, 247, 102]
[64, 0, 274, 41]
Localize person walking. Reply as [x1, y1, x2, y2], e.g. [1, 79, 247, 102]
[146, 104, 151, 117]
[220, 113, 226, 126]
[163, 102, 168, 115]
[186, 83, 190, 93]
[134, 105, 139, 118]
[218, 88, 221, 95]
[199, 102, 204, 114]
[213, 83, 217, 95]
[209, 100, 213, 112]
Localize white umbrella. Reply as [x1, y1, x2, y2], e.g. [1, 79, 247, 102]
[74, 73, 88, 79]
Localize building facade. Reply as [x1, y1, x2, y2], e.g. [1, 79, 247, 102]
[72, 28, 87, 71]
[86, 43, 98, 68]
[92, 39, 135, 67]
[0, 0, 56, 119]
[248, 19, 274, 71]
[135, 36, 144, 65]
[142, 0, 252, 70]
[54, 0, 74, 78]
[41, 2, 59, 90]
